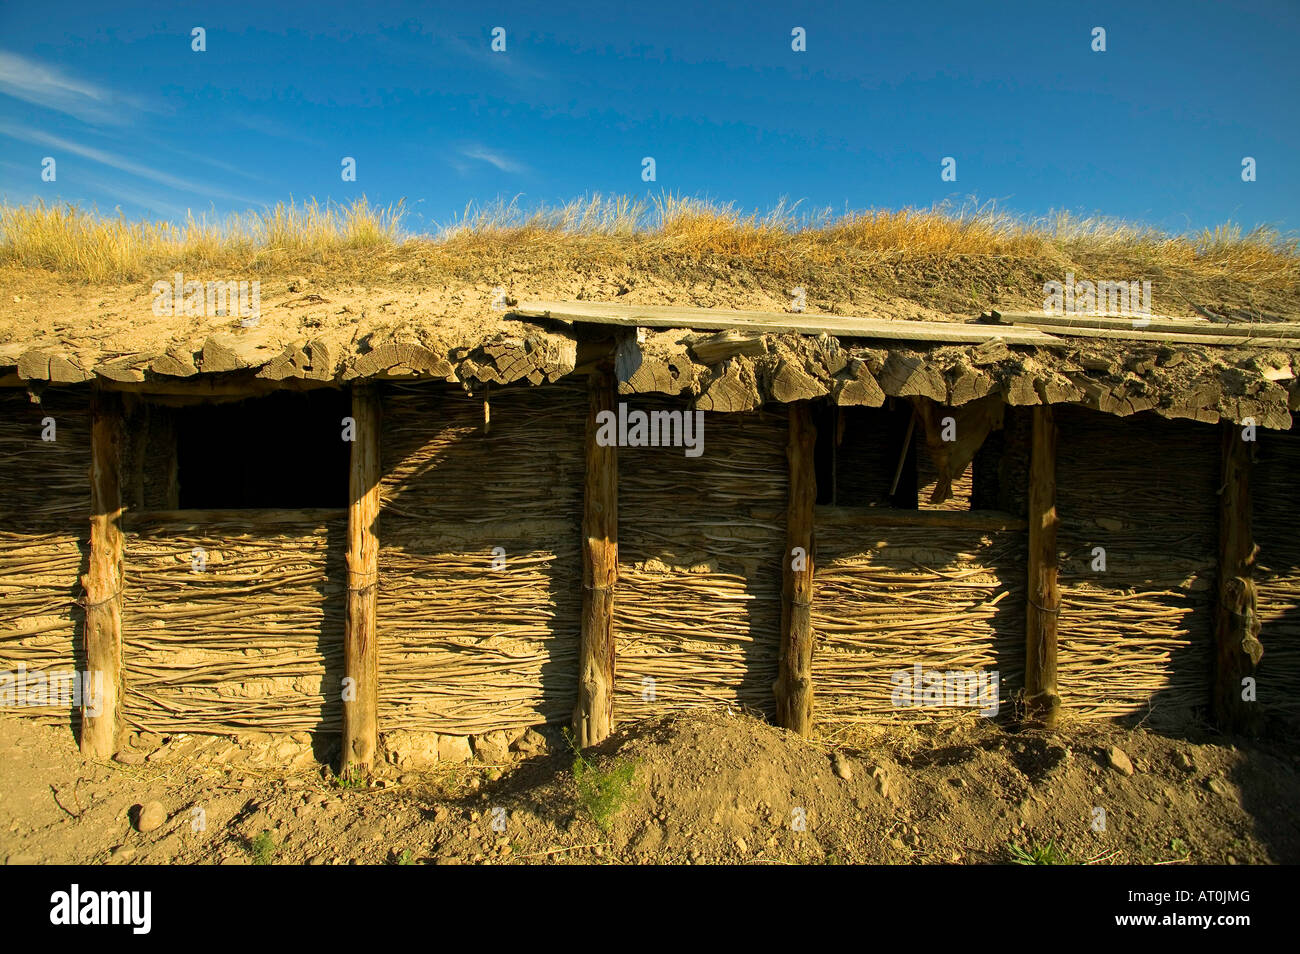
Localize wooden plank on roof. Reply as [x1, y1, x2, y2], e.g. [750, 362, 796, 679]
[991, 310, 1300, 338]
[517, 301, 1300, 349]
[515, 300, 1058, 346]
[990, 310, 1300, 346]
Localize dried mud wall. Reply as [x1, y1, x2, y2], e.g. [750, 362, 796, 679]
[615, 402, 786, 720]
[1253, 427, 1300, 724]
[377, 381, 585, 735]
[0, 389, 89, 725]
[121, 511, 345, 734]
[812, 522, 1025, 724]
[1055, 408, 1217, 724]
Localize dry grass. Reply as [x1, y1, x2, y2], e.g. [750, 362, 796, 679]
[0, 197, 404, 284]
[1, 194, 1297, 296]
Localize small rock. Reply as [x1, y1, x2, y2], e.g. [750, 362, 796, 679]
[1175, 751, 1196, 773]
[436, 734, 473, 763]
[734, 837, 748, 853]
[134, 801, 167, 833]
[512, 729, 548, 755]
[5, 854, 38, 865]
[473, 731, 511, 764]
[1206, 777, 1232, 798]
[1106, 746, 1134, 776]
[832, 753, 852, 781]
[113, 750, 146, 766]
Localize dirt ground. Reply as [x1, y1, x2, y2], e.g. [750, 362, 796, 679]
[3, 708, 1298, 866]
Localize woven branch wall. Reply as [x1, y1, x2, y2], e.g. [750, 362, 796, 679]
[1055, 407, 1217, 724]
[0, 389, 89, 725]
[615, 402, 787, 720]
[1253, 427, 1300, 722]
[122, 511, 346, 733]
[813, 522, 1025, 724]
[378, 381, 585, 735]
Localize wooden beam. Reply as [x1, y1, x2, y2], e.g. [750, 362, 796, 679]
[991, 310, 1300, 341]
[342, 385, 381, 774]
[1024, 404, 1061, 728]
[123, 507, 347, 529]
[814, 505, 1028, 533]
[96, 376, 339, 402]
[516, 301, 1058, 346]
[574, 364, 618, 747]
[1214, 422, 1263, 734]
[1002, 324, 1297, 348]
[81, 387, 124, 759]
[776, 402, 817, 736]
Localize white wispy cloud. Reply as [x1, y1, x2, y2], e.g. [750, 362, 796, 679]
[0, 51, 153, 125]
[0, 123, 260, 205]
[454, 144, 529, 175]
[74, 173, 196, 221]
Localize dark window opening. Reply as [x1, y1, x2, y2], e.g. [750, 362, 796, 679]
[821, 401, 919, 508]
[174, 390, 350, 509]
[818, 400, 1024, 513]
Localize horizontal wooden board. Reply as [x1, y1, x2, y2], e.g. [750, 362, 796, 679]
[990, 310, 1300, 346]
[517, 301, 1297, 349]
[991, 310, 1300, 337]
[515, 301, 1058, 346]
[816, 505, 1028, 532]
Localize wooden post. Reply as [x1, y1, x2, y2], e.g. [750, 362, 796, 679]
[1024, 404, 1061, 728]
[574, 365, 618, 747]
[342, 385, 380, 774]
[1214, 421, 1262, 734]
[776, 402, 817, 735]
[82, 387, 124, 758]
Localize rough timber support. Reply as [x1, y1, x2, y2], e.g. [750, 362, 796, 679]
[1214, 421, 1262, 735]
[1024, 404, 1061, 728]
[343, 385, 381, 774]
[776, 401, 817, 736]
[81, 387, 125, 759]
[574, 363, 618, 747]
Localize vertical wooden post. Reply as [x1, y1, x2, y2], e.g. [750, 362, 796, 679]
[82, 387, 124, 758]
[1214, 421, 1262, 735]
[1024, 404, 1061, 728]
[776, 401, 817, 736]
[343, 385, 380, 774]
[574, 365, 618, 747]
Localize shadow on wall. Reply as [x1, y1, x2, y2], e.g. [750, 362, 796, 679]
[1053, 407, 1219, 736]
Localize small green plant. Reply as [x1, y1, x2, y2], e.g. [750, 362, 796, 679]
[564, 729, 638, 833]
[393, 848, 414, 865]
[1008, 840, 1071, 865]
[333, 766, 366, 790]
[246, 830, 276, 865]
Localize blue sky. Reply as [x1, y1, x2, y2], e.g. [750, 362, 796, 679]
[1, 0, 1297, 235]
